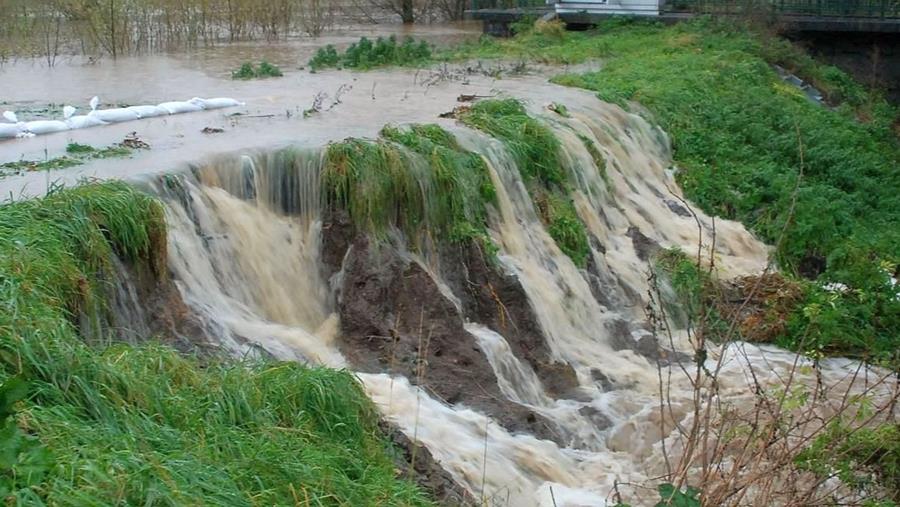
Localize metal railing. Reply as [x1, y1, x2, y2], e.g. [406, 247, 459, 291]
[470, 0, 550, 10]
[664, 0, 900, 18]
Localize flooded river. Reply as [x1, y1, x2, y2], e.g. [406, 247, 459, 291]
[0, 22, 492, 196]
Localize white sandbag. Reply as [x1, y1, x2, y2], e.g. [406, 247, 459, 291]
[195, 97, 244, 110]
[24, 120, 70, 135]
[158, 101, 203, 114]
[90, 108, 141, 123]
[188, 97, 207, 109]
[125, 105, 168, 118]
[67, 115, 108, 129]
[0, 123, 23, 139]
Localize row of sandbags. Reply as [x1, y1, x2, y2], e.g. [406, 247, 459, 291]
[0, 96, 243, 139]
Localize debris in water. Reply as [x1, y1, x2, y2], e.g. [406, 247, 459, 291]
[119, 132, 150, 150]
[202, 127, 225, 134]
[439, 105, 471, 119]
[457, 93, 493, 103]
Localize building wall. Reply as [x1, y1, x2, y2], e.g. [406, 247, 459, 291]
[555, 0, 660, 16]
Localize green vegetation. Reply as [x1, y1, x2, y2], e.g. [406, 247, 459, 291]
[309, 36, 432, 71]
[323, 124, 497, 254]
[444, 19, 899, 365]
[232, 60, 283, 79]
[1, 143, 133, 176]
[0, 378, 52, 498]
[0, 183, 429, 505]
[577, 133, 609, 189]
[797, 423, 900, 504]
[615, 483, 701, 507]
[460, 99, 590, 266]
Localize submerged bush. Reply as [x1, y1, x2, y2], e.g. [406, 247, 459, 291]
[232, 60, 283, 79]
[309, 35, 431, 71]
[0, 183, 429, 505]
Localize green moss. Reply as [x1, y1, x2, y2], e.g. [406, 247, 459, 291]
[0, 183, 430, 505]
[323, 124, 497, 255]
[460, 99, 591, 267]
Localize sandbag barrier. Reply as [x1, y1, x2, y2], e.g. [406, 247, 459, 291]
[0, 97, 244, 139]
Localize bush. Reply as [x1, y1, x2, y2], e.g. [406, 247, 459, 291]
[308, 35, 432, 71]
[232, 61, 283, 79]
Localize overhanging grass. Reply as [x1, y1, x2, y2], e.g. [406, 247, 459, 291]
[0, 183, 430, 505]
[459, 99, 590, 266]
[323, 124, 497, 253]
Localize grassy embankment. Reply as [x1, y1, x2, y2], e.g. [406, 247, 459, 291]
[439, 18, 899, 367]
[0, 183, 430, 505]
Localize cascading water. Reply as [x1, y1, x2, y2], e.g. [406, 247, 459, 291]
[147, 96, 894, 507]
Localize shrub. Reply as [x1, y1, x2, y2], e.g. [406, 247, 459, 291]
[232, 61, 283, 79]
[308, 35, 432, 71]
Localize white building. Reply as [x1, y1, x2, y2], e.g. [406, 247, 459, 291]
[553, 0, 661, 17]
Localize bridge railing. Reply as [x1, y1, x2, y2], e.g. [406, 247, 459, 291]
[470, 0, 549, 9]
[664, 0, 900, 18]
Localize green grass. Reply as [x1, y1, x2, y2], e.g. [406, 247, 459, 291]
[309, 36, 432, 71]
[231, 60, 283, 79]
[0, 183, 430, 505]
[459, 99, 590, 266]
[1, 143, 133, 176]
[323, 124, 497, 254]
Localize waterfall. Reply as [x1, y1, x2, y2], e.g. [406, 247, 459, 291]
[146, 99, 893, 507]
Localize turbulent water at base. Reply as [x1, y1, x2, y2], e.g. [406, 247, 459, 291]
[149, 98, 890, 507]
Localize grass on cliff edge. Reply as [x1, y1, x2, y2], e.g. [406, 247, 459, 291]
[0, 182, 430, 506]
[323, 123, 499, 255]
[458, 99, 591, 267]
[450, 18, 899, 366]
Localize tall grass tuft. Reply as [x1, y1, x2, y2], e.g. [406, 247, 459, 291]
[0, 182, 431, 505]
[323, 124, 497, 254]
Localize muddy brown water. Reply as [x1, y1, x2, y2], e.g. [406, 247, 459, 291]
[0, 22, 489, 196]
